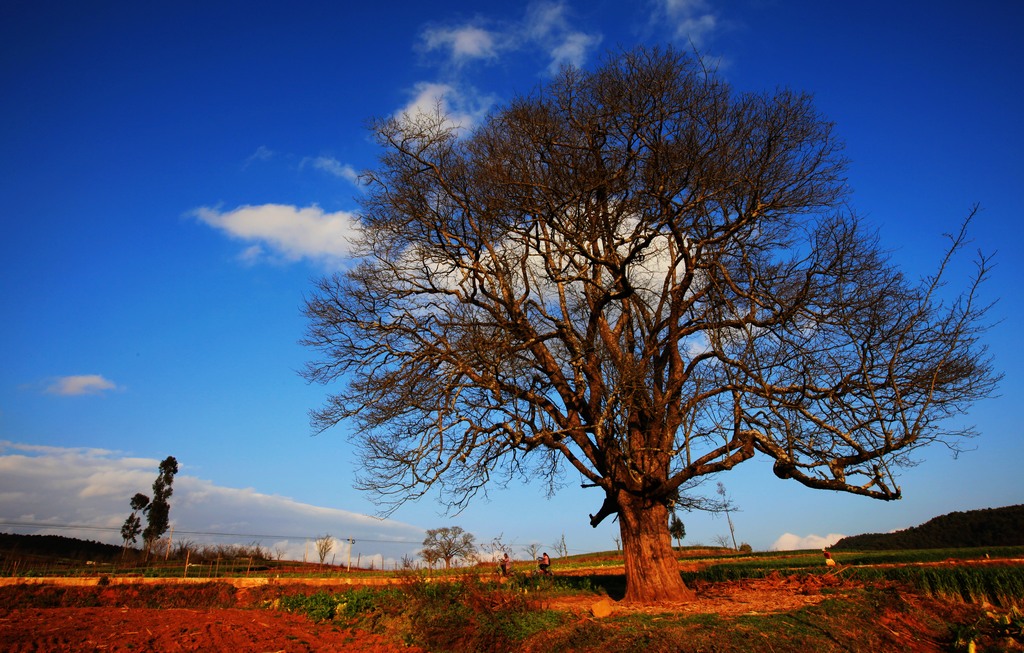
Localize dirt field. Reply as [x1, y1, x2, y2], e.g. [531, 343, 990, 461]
[0, 606, 406, 652]
[0, 573, 866, 652]
[0, 564, 1012, 652]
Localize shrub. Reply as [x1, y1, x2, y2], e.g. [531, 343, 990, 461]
[279, 590, 342, 622]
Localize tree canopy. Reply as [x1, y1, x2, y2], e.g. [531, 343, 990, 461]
[421, 526, 477, 569]
[302, 46, 998, 602]
[142, 456, 178, 551]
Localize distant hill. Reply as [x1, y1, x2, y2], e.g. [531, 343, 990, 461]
[0, 533, 125, 561]
[832, 504, 1024, 550]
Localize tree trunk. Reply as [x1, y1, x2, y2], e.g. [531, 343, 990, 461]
[618, 492, 696, 603]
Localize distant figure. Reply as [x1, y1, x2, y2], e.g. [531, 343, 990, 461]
[823, 548, 836, 567]
[538, 552, 551, 576]
[500, 552, 511, 576]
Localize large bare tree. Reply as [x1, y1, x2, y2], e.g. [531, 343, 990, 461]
[302, 47, 998, 602]
[421, 526, 477, 570]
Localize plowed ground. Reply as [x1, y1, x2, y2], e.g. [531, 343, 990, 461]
[0, 563, 1018, 653]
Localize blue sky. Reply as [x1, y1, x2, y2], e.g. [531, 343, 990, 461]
[2, 0, 1022, 563]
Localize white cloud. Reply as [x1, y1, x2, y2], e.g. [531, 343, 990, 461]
[418, 1, 601, 77]
[770, 532, 845, 551]
[523, 0, 566, 39]
[655, 0, 719, 47]
[545, 30, 602, 74]
[0, 441, 425, 563]
[46, 375, 119, 396]
[422, 25, 498, 62]
[403, 3, 602, 138]
[304, 156, 361, 185]
[192, 204, 360, 265]
[523, 1, 601, 74]
[396, 82, 496, 135]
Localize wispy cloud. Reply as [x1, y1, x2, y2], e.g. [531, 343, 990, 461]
[418, 1, 602, 79]
[192, 204, 360, 265]
[303, 156, 361, 185]
[523, 1, 602, 74]
[409, 2, 600, 133]
[770, 532, 845, 551]
[45, 375, 120, 396]
[652, 0, 720, 48]
[243, 145, 275, 168]
[421, 25, 499, 64]
[0, 442, 425, 563]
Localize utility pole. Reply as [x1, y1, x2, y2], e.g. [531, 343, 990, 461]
[164, 526, 174, 560]
[347, 538, 355, 571]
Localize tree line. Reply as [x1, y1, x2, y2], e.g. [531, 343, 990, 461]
[832, 505, 1024, 550]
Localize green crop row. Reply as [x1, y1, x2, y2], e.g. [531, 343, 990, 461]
[848, 565, 1024, 607]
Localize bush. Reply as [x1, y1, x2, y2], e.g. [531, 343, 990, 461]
[279, 590, 345, 622]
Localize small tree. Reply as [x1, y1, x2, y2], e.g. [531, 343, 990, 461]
[120, 513, 142, 551]
[422, 547, 441, 569]
[315, 534, 334, 566]
[553, 533, 569, 558]
[486, 533, 511, 559]
[669, 514, 686, 550]
[120, 492, 150, 553]
[526, 543, 541, 563]
[421, 526, 477, 569]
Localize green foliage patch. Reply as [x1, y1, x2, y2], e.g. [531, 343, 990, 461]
[274, 576, 566, 652]
[849, 564, 1024, 607]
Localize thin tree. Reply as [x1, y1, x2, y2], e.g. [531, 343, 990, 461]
[302, 47, 999, 602]
[275, 544, 288, 561]
[120, 492, 150, 555]
[526, 543, 541, 563]
[142, 456, 178, 554]
[421, 526, 477, 570]
[315, 534, 334, 566]
[669, 514, 686, 550]
[717, 482, 738, 550]
[553, 533, 569, 558]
